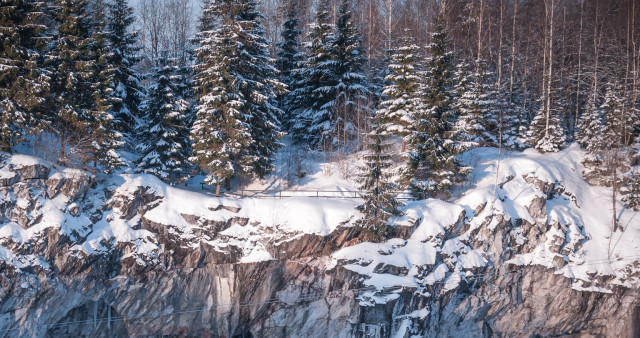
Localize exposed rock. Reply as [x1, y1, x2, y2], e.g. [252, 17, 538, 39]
[0, 155, 639, 338]
[15, 163, 50, 181]
[110, 186, 163, 220]
[372, 262, 409, 276]
[46, 169, 92, 200]
[526, 195, 548, 222]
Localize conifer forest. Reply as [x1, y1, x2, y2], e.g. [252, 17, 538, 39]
[2, 0, 640, 335]
[3, 0, 640, 234]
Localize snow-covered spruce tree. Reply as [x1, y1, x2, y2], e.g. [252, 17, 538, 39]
[376, 34, 421, 153]
[601, 82, 632, 147]
[88, 0, 124, 173]
[453, 59, 498, 148]
[452, 61, 478, 150]
[500, 82, 528, 150]
[404, 21, 457, 199]
[289, 0, 335, 145]
[577, 95, 612, 183]
[622, 172, 640, 211]
[275, 0, 301, 128]
[138, 59, 191, 185]
[108, 0, 144, 139]
[174, 62, 196, 128]
[190, 0, 250, 196]
[576, 98, 605, 153]
[329, 0, 371, 145]
[0, 0, 48, 152]
[355, 123, 402, 243]
[48, 0, 95, 166]
[234, 0, 285, 178]
[527, 99, 566, 153]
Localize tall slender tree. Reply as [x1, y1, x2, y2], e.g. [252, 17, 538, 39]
[48, 0, 95, 166]
[190, 0, 249, 196]
[139, 59, 191, 184]
[454, 60, 498, 148]
[355, 123, 402, 243]
[89, 0, 124, 173]
[289, 0, 335, 146]
[330, 0, 371, 146]
[376, 33, 421, 153]
[108, 0, 144, 139]
[276, 1, 302, 129]
[234, 0, 285, 178]
[0, 0, 48, 152]
[404, 21, 457, 199]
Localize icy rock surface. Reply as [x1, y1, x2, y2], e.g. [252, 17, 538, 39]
[1, 146, 640, 337]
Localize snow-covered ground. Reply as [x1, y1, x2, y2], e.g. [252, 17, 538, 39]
[1, 141, 639, 297]
[182, 137, 376, 197]
[332, 144, 640, 300]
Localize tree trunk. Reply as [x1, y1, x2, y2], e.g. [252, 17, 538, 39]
[575, 0, 583, 127]
[509, 0, 517, 99]
[476, 0, 484, 70]
[592, 0, 602, 105]
[497, 0, 504, 87]
[545, 0, 555, 137]
[612, 149, 619, 232]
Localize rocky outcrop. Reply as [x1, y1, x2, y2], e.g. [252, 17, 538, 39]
[0, 156, 639, 337]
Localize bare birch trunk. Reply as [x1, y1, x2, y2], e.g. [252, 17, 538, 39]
[476, 0, 484, 70]
[545, 0, 554, 137]
[575, 0, 583, 126]
[509, 0, 518, 100]
[497, 0, 504, 87]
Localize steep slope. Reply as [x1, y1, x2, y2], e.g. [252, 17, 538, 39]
[0, 146, 639, 337]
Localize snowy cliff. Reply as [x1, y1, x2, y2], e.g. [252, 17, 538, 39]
[1, 145, 639, 337]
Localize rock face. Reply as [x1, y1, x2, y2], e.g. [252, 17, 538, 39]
[0, 155, 639, 337]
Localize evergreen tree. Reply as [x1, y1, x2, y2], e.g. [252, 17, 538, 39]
[89, 0, 124, 173]
[501, 82, 528, 150]
[189, 0, 253, 195]
[601, 82, 630, 147]
[234, 0, 285, 177]
[355, 124, 402, 243]
[48, 0, 95, 166]
[0, 0, 48, 152]
[527, 100, 566, 153]
[404, 22, 457, 198]
[376, 34, 421, 152]
[329, 0, 371, 145]
[289, 0, 335, 145]
[275, 1, 301, 129]
[622, 172, 640, 211]
[453, 60, 498, 148]
[453, 61, 479, 149]
[175, 62, 197, 127]
[108, 0, 144, 138]
[138, 59, 191, 184]
[576, 99, 605, 152]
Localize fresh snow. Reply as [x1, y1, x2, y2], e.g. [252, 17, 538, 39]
[1, 142, 639, 295]
[332, 143, 640, 299]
